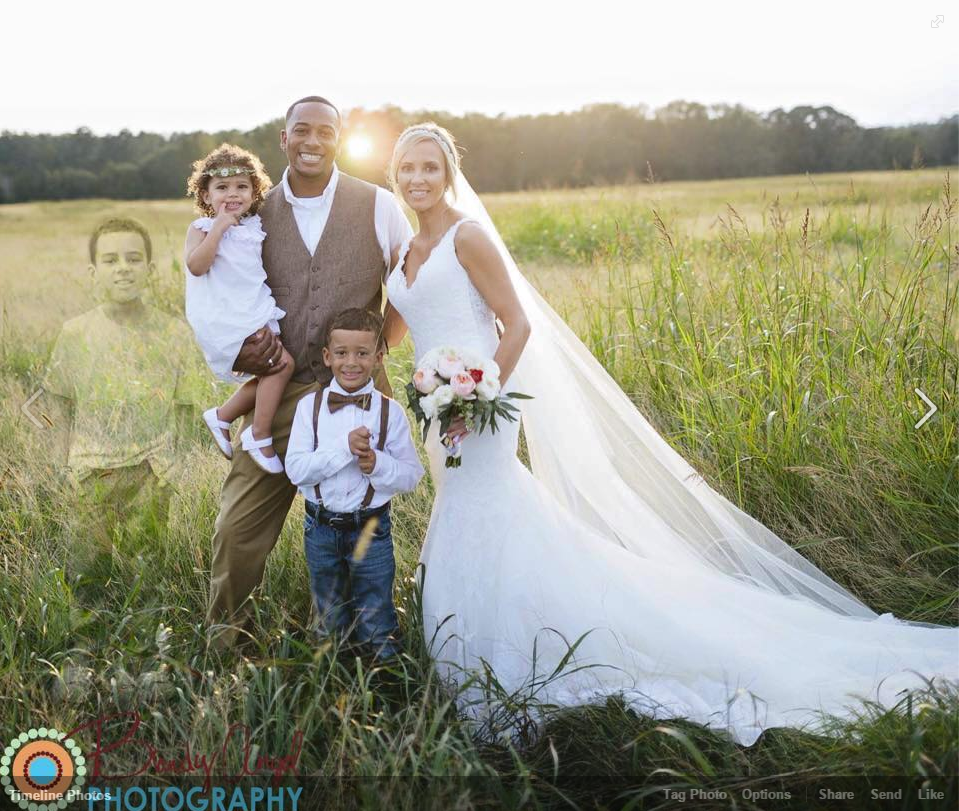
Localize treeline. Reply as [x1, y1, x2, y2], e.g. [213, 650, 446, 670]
[1, 102, 956, 203]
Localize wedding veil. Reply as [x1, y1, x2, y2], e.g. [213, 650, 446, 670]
[452, 171, 884, 619]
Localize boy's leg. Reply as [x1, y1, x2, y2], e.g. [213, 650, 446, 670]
[206, 379, 318, 650]
[302, 511, 352, 643]
[71, 461, 167, 589]
[71, 469, 122, 586]
[348, 510, 401, 660]
[123, 461, 173, 538]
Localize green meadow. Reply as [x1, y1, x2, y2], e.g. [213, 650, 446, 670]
[0, 167, 956, 809]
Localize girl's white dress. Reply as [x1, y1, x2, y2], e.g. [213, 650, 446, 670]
[185, 214, 285, 383]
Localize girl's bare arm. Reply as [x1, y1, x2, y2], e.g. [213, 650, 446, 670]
[184, 204, 236, 276]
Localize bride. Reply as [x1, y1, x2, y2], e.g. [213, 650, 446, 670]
[381, 122, 958, 746]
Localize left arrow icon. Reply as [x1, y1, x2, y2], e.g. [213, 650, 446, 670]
[20, 388, 47, 428]
[914, 388, 938, 429]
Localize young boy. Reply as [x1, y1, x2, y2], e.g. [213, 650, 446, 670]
[285, 308, 424, 660]
[39, 217, 210, 582]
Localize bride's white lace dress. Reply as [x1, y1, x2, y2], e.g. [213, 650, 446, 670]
[386, 217, 959, 746]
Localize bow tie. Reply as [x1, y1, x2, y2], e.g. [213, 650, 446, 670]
[327, 391, 373, 414]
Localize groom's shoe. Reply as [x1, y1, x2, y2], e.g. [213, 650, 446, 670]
[240, 426, 284, 474]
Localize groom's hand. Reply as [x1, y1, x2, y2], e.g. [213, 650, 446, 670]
[348, 426, 371, 456]
[234, 327, 286, 376]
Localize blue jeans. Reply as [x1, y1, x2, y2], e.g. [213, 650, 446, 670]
[303, 502, 401, 659]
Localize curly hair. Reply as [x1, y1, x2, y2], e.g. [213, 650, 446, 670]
[186, 143, 272, 217]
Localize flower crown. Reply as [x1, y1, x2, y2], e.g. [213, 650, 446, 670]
[203, 166, 255, 178]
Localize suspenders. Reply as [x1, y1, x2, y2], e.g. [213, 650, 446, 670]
[311, 387, 390, 508]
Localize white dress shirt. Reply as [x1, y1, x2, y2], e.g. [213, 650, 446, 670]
[280, 165, 413, 268]
[285, 377, 425, 512]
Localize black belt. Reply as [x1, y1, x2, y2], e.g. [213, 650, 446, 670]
[305, 499, 390, 531]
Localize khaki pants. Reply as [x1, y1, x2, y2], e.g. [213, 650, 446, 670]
[206, 365, 392, 649]
[71, 460, 172, 587]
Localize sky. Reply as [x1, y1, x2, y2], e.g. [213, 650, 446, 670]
[3, 0, 956, 135]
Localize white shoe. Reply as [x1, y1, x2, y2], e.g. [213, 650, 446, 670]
[240, 426, 284, 474]
[203, 407, 233, 459]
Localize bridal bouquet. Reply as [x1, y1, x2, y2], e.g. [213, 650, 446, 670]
[405, 347, 532, 468]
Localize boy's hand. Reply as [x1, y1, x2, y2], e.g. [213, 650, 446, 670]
[358, 450, 376, 474]
[348, 426, 371, 456]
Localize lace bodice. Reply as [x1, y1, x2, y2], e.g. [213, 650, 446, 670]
[386, 218, 499, 364]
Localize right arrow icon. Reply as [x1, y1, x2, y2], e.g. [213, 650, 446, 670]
[914, 388, 938, 429]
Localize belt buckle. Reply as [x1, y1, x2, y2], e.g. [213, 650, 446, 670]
[328, 513, 354, 531]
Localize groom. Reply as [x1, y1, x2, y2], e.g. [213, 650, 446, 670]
[205, 96, 413, 648]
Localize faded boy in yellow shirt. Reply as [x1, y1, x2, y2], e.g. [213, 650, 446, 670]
[41, 217, 210, 581]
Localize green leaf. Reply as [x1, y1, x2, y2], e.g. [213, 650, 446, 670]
[405, 381, 428, 425]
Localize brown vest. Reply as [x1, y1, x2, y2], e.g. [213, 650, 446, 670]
[259, 173, 386, 385]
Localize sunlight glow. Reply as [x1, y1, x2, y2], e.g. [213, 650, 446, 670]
[347, 134, 374, 160]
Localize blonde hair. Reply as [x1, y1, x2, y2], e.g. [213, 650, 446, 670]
[388, 123, 461, 201]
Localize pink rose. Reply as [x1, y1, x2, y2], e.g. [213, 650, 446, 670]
[437, 350, 465, 379]
[450, 371, 477, 397]
[413, 366, 441, 394]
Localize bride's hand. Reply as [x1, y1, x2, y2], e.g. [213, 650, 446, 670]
[445, 415, 470, 441]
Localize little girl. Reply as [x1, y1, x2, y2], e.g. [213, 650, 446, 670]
[184, 143, 294, 474]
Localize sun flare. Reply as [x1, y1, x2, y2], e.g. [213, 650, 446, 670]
[347, 134, 373, 160]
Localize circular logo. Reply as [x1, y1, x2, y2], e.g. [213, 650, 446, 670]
[0, 728, 86, 810]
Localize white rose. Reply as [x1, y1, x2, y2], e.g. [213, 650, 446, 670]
[419, 348, 441, 371]
[459, 349, 482, 369]
[475, 376, 501, 401]
[433, 384, 455, 409]
[419, 393, 438, 420]
[477, 357, 500, 380]
[436, 350, 466, 379]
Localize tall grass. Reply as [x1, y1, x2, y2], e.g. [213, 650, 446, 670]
[516, 176, 957, 624]
[0, 168, 956, 809]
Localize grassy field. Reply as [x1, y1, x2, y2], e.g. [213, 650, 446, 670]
[0, 167, 956, 809]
